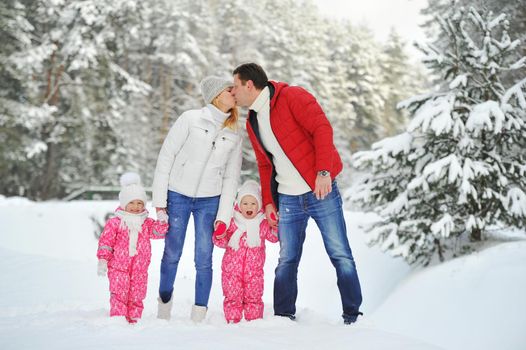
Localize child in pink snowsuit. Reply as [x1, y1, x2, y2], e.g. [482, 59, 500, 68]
[213, 180, 278, 323]
[97, 172, 168, 323]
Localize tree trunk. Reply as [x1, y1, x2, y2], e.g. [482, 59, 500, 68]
[40, 49, 64, 200]
[435, 238, 444, 262]
[161, 64, 172, 143]
[40, 142, 57, 200]
[470, 227, 482, 241]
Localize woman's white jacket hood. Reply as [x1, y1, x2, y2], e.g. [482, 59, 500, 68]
[152, 106, 243, 224]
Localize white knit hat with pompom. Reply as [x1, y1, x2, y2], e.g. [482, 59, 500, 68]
[236, 180, 262, 210]
[119, 172, 148, 208]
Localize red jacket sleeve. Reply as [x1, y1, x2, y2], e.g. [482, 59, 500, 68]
[284, 86, 335, 172]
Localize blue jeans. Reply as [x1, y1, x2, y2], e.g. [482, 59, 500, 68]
[274, 182, 362, 322]
[159, 190, 219, 306]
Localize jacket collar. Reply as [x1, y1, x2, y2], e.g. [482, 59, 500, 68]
[200, 106, 239, 136]
[249, 86, 270, 113]
[268, 80, 287, 109]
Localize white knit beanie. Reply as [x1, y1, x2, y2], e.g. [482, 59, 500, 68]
[200, 76, 233, 104]
[237, 180, 262, 210]
[119, 172, 148, 208]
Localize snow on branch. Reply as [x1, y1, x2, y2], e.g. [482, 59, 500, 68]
[109, 63, 151, 95]
[502, 77, 526, 108]
[502, 188, 526, 217]
[408, 94, 455, 135]
[449, 74, 469, 89]
[466, 100, 505, 134]
[509, 57, 526, 71]
[487, 13, 507, 31]
[397, 93, 434, 110]
[431, 213, 455, 238]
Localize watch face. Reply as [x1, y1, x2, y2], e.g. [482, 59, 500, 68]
[319, 170, 330, 177]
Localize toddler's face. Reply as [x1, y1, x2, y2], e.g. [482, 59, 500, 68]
[125, 200, 145, 214]
[239, 195, 259, 219]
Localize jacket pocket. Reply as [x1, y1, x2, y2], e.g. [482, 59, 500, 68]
[189, 125, 212, 142]
[171, 152, 189, 181]
[211, 133, 239, 166]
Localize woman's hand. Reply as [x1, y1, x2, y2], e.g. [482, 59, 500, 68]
[156, 207, 168, 222]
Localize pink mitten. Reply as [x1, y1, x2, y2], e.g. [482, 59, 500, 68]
[213, 222, 227, 237]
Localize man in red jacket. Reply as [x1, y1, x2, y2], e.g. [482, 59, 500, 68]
[231, 63, 362, 324]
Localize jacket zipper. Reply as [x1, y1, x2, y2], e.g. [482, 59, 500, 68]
[241, 234, 248, 297]
[192, 126, 222, 197]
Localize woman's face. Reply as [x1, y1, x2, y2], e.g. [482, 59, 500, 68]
[215, 87, 236, 110]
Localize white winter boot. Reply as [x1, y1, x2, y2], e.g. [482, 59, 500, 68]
[157, 297, 173, 320]
[190, 305, 207, 323]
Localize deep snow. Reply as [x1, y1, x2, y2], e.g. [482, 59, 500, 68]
[0, 197, 524, 349]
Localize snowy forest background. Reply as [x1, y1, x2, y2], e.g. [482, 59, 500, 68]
[1, 0, 525, 266]
[1, 1, 526, 349]
[1, 0, 431, 201]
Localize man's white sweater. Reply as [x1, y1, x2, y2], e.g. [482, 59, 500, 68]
[250, 87, 310, 195]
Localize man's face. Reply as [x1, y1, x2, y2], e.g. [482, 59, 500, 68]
[231, 74, 253, 107]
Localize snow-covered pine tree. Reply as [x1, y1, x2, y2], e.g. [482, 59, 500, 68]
[380, 29, 426, 137]
[351, 8, 526, 265]
[421, 0, 526, 82]
[0, 0, 438, 200]
[0, 0, 51, 198]
[1, 0, 152, 199]
[328, 23, 388, 153]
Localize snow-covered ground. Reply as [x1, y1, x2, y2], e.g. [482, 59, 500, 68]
[0, 197, 524, 349]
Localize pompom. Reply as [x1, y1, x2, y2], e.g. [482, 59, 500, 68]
[120, 172, 142, 187]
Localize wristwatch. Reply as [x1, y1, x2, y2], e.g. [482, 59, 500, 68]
[317, 170, 330, 177]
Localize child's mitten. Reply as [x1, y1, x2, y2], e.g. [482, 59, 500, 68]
[97, 259, 108, 277]
[157, 210, 169, 223]
[213, 222, 227, 237]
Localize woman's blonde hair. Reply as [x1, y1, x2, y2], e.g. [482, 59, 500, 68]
[212, 96, 239, 131]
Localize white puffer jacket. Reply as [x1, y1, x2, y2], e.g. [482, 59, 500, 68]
[152, 106, 243, 224]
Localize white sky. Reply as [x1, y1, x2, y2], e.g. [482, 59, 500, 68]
[312, 0, 429, 55]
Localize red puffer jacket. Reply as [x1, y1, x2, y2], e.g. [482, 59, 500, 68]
[246, 81, 343, 209]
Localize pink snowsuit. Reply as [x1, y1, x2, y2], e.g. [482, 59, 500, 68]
[213, 208, 278, 322]
[97, 208, 168, 321]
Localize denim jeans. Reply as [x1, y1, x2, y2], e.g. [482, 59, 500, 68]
[274, 182, 363, 322]
[159, 190, 219, 306]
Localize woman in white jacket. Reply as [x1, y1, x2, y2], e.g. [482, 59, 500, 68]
[153, 76, 242, 322]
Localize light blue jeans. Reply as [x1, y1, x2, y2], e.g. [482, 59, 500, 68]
[274, 182, 363, 322]
[159, 190, 219, 306]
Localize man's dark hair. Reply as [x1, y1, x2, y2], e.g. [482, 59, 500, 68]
[233, 63, 268, 89]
